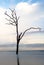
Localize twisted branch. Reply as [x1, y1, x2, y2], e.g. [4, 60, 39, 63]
[20, 27, 41, 40]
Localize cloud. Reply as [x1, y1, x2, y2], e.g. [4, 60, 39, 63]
[15, 2, 44, 32]
[16, 2, 38, 14]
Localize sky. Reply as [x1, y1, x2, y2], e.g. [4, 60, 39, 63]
[0, 0, 44, 44]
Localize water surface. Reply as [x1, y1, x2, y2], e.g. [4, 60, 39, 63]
[0, 51, 44, 65]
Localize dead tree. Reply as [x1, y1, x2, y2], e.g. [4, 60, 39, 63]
[5, 8, 41, 55]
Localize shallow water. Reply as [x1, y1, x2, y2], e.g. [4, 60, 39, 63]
[0, 51, 44, 65]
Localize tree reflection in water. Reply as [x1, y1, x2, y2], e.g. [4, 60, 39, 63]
[17, 55, 20, 65]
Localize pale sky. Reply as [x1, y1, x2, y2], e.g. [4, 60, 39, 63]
[0, 0, 44, 44]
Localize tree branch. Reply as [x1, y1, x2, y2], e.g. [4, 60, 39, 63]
[10, 9, 16, 19]
[9, 8, 15, 13]
[5, 18, 13, 23]
[5, 8, 20, 27]
[9, 8, 17, 19]
[5, 12, 17, 25]
[18, 33, 22, 40]
[20, 27, 41, 40]
[6, 22, 16, 26]
[5, 11, 13, 19]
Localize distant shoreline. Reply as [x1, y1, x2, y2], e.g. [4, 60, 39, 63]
[0, 50, 44, 52]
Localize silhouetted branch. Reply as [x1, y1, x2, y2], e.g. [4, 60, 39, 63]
[9, 8, 20, 22]
[5, 18, 13, 23]
[9, 8, 15, 13]
[6, 22, 16, 26]
[5, 18, 16, 25]
[9, 8, 16, 19]
[20, 27, 41, 40]
[5, 11, 13, 19]
[5, 11, 16, 24]
[18, 33, 22, 41]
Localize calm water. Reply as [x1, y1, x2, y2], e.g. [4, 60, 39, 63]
[0, 51, 44, 65]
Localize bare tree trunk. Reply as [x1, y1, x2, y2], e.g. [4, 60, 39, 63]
[16, 41, 19, 54]
[16, 21, 19, 55]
